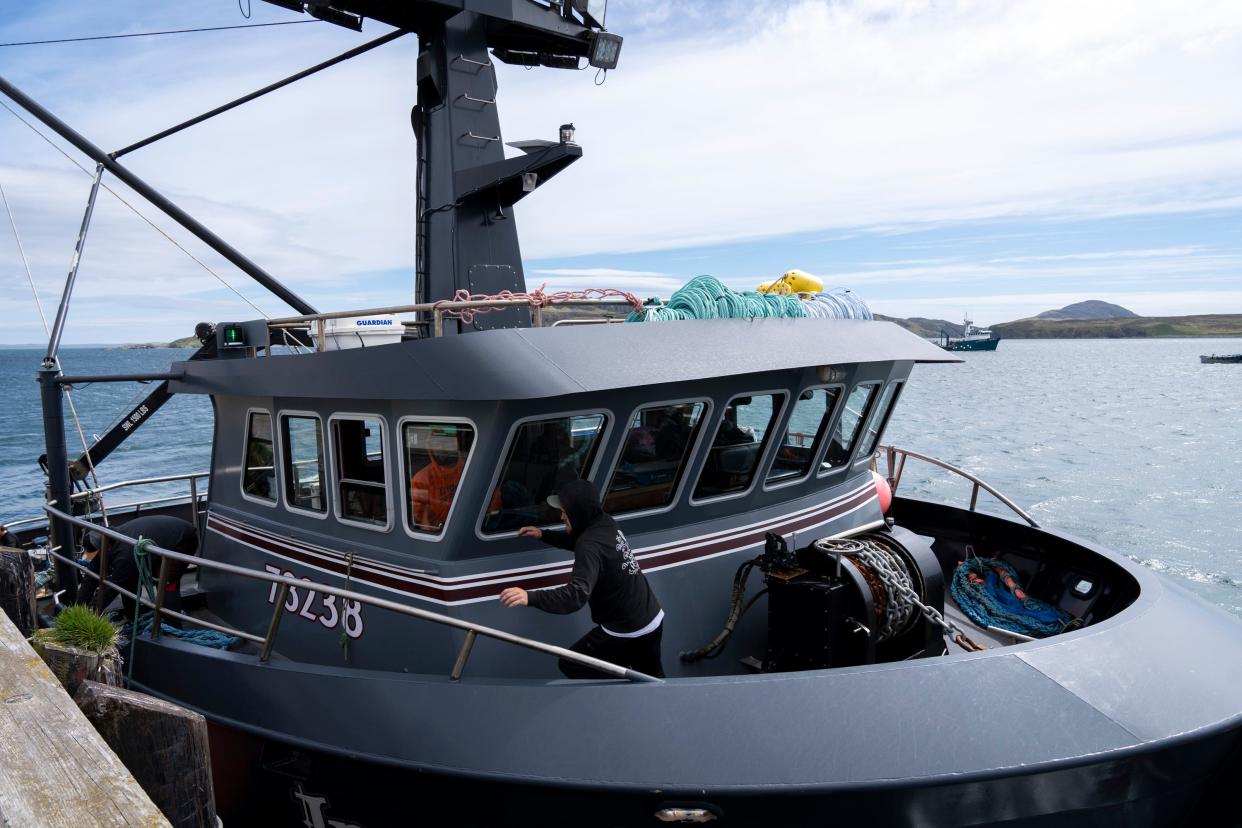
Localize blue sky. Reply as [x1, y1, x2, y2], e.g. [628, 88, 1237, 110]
[2, 0, 1242, 343]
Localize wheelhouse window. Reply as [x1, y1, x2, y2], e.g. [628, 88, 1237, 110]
[242, 411, 276, 502]
[332, 416, 388, 527]
[482, 414, 607, 534]
[858, 382, 903, 458]
[604, 402, 707, 514]
[403, 422, 478, 536]
[767, 388, 841, 484]
[693, 394, 783, 500]
[281, 415, 326, 513]
[821, 384, 878, 471]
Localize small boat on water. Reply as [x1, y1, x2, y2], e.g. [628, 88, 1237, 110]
[3, 3, 1240, 826]
[1200, 353, 1242, 364]
[939, 314, 999, 351]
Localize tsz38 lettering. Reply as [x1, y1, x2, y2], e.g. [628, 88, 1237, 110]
[265, 564, 365, 639]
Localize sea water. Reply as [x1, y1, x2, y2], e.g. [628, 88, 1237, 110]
[1, 338, 1239, 617]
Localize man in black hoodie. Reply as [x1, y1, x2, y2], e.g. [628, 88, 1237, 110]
[500, 478, 665, 679]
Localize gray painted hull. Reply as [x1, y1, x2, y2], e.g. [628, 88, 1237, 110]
[127, 500, 1242, 827]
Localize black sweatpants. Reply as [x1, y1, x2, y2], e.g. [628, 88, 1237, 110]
[559, 623, 665, 679]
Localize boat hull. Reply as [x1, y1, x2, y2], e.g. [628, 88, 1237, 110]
[193, 720, 1241, 827]
[124, 500, 1242, 827]
[942, 337, 1000, 352]
[1200, 354, 1242, 363]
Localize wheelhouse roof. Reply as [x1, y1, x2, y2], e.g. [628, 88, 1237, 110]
[169, 317, 957, 401]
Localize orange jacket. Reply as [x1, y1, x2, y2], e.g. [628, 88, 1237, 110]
[410, 457, 501, 531]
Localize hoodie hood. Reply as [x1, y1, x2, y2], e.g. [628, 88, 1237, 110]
[550, 478, 605, 542]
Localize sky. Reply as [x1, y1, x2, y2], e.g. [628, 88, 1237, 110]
[1, 0, 1241, 344]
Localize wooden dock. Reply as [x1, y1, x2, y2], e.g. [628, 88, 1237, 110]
[0, 607, 170, 827]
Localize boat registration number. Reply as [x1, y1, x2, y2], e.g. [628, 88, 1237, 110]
[263, 564, 365, 639]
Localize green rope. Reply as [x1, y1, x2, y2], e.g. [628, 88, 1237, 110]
[125, 536, 156, 686]
[340, 551, 354, 660]
[627, 275, 809, 322]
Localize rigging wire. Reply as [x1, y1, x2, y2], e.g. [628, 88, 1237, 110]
[0, 20, 318, 49]
[2, 174, 108, 520]
[0, 99, 272, 320]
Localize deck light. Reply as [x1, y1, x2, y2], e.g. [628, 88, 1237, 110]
[559, 123, 576, 144]
[588, 31, 623, 70]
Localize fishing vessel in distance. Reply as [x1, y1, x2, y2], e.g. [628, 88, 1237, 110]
[940, 314, 999, 351]
[4, 2, 1240, 826]
[1200, 353, 1242, 364]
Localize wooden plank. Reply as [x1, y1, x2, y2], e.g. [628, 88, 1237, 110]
[0, 608, 170, 828]
[76, 681, 217, 828]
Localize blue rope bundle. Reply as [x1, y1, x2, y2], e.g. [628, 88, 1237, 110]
[950, 557, 1073, 638]
[124, 612, 240, 650]
[628, 275, 872, 322]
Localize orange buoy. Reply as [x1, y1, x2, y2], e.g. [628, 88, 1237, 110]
[871, 469, 893, 514]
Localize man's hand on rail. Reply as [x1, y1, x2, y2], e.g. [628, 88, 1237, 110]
[517, 526, 542, 539]
[499, 587, 528, 608]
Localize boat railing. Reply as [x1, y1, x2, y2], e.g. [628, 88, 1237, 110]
[266, 297, 637, 351]
[40, 501, 661, 684]
[63, 471, 211, 538]
[878, 445, 1040, 528]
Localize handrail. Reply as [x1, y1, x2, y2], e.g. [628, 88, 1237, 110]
[878, 444, 1040, 528]
[42, 503, 660, 684]
[69, 471, 209, 500]
[264, 297, 639, 350]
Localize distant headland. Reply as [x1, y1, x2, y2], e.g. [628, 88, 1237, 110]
[879, 300, 1242, 339]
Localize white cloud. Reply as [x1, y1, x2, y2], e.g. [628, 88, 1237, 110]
[3, 0, 1242, 341]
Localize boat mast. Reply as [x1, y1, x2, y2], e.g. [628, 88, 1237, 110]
[263, 1, 622, 332]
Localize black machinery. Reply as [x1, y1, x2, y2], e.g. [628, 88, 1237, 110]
[685, 527, 946, 671]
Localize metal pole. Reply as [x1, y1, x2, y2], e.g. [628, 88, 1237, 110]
[38, 367, 77, 594]
[94, 537, 109, 614]
[56, 371, 183, 384]
[150, 556, 170, 640]
[260, 584, 290, 663]
[188, 476, 201, 540]
[111, 31, 407, 159]
[0, 75, 318, 316]
[43, 164, 103, 368]
[450, 629, 477, 681]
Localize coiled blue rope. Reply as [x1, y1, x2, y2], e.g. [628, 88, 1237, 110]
[125, 613, 240, 650]
[628, 275, 872, 322]
[950, 558, 1073, 638]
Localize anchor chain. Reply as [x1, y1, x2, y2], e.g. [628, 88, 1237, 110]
[814, 537, 986, 652]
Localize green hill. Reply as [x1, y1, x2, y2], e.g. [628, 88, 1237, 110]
[991, 314, 1242, 339]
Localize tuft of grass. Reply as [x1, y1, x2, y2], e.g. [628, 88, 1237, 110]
[36, 605, 119, 652]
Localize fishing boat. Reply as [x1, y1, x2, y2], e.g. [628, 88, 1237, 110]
[1200, 353, 1242, 364]
[940, 314, 999, 351]
[4, 3, 1240, 826]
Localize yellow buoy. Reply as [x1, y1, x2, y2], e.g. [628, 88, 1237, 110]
[757, 269, 824, 296]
